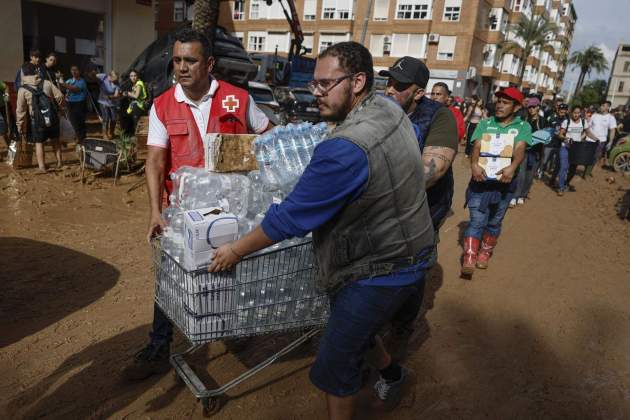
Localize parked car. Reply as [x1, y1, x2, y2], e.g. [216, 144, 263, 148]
[248, 81, 282, 125]
[283, 88, 320, 123]
[608, 135, 630, 173]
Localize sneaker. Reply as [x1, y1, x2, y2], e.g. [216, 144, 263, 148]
[122, 343, 171, 381]
[509, 198, 517, 208]
[516, 198, 525, 205]
[557, 190, 564, 197]
[373, 366, 410, 410]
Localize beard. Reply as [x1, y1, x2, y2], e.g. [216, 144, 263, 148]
[319, 84, 354, 122]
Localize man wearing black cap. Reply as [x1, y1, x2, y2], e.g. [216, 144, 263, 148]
[379, 56, 458, 360]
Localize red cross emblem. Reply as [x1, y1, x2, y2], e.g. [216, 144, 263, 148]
[222, 95, 240, 113]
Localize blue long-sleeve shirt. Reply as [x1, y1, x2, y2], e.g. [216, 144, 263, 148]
[261, 137, 430, 286]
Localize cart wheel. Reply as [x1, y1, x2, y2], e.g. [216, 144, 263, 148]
[200, 397, 220, 417]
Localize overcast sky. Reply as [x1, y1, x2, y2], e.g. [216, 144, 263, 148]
[561, 0, 630, 92]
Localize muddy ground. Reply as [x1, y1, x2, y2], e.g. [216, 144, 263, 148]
[1, 144, 629, 420]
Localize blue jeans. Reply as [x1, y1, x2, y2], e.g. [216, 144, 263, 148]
[558, 146, 569, 190]
[309, 281, 423, 397]
[464, 190, 513, 239]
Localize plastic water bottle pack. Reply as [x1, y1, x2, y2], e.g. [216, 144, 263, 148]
[253, 122, 329, 194]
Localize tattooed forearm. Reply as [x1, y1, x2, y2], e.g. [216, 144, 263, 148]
[425, 158, 437, 186]
[423, 146, 456, 188]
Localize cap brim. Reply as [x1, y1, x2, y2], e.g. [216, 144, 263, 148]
[378, 69, 414, 84]
[495, 91, 520, 102]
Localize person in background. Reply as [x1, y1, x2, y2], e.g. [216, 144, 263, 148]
[461, 87, 530, 275]
[15, 48, 44, 89]
[511, 97, 546, 207]
[42, 53, 61, 88]
[380, 58, 458, 361]
[123, 70, 148, 132]
[97, 70, 121, 140]
[431, 82, 465, 143]
[540, 102, 568, 179]
[0, 81, 8, 152]
[15, 63, 65, 172]
[464, 95, 486, 157]
[60, 65, 89, 144]
[587, 101, 617, 173]
[556, 105, 599, 195]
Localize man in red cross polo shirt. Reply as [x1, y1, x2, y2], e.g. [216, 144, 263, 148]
[122, 28, 271, 381]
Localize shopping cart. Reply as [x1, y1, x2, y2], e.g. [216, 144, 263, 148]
[152, 239, 329, 414]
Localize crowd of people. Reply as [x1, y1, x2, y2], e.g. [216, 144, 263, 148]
[2, 48, 149, 172]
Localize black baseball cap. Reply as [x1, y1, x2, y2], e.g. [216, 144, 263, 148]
[378, 56, 430, 89]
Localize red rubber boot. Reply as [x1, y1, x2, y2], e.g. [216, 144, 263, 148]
[476, 233, 498, 269]
[461, 237, 480, 276]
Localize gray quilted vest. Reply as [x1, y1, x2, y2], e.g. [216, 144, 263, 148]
[313, 92, 434, 292]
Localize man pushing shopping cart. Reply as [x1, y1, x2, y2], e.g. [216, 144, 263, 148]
[209, 42, 434, 419]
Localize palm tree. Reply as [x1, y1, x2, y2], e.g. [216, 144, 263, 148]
[192, 0, 220, 45]
[502, 15, 558, 88]
[569, 46, 609, 97]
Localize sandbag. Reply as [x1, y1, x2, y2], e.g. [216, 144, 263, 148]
[569, 141, 598, 166]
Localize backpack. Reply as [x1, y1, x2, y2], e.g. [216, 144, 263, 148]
[23, 82, 59, 132]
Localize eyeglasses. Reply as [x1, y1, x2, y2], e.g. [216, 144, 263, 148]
[307, 74, 355, 96]
[387, 78, 413, 92]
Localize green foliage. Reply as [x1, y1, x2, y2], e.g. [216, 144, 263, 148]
[569, 46, 610, 96]
[502, 15, 558, 86]
[114, 133, 136, 171]
[570, 79, 608, 108]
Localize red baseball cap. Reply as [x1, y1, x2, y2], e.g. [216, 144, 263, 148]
[495, 87, 525, 104]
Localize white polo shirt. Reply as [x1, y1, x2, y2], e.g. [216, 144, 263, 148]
[147, 79, 269, 148]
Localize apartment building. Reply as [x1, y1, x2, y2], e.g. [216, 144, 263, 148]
[156, 0, 576, 100]
[606, 44, 630, 108]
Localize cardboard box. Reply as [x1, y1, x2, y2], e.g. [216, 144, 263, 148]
[184, 207, 239, 270]
[479, 133, 515, 158]
[204, 133, 259, 172]
[479, 157, 512, 181]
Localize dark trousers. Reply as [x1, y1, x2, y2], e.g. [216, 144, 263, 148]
[465, 122, 477, 156]
[67, 100, 87, 141]
[150, 303, 173, 348]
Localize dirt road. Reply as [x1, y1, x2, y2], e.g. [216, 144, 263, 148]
[1, 152, 629, 420]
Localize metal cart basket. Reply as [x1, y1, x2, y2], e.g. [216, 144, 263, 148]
[152, 239, 329, 414]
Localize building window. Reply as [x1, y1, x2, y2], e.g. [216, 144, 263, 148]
[321, 0, 353, 20]
[391, 33, 428, 58]
[304, 0, 316, 20]
[395, 0, 432, 20]
[233, 0, 245, 20]
[231, 32, 244, 44]
[624, 61, 630, 73]
[173, 0, 187, 22]
[248, 32, 266, 52]
[267, 32, 290, 53]
[250, 0, 260, 19]
[373, 0, 390, 21]
[303, 33, 314, 54]
[619, 81, 625, 93]
[482, 44, 497, 67]
[437, 36, 456, 60]
[369, 34, 392, 57]
[443, 0, 461, 22]
[318, 33, 350, 53]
